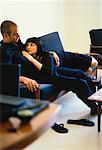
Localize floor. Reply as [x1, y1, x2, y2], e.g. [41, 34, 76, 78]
[24, 69, 102, 150]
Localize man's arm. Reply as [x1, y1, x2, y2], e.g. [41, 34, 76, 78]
[20, 76, 39, 92]
[49, 51, 60, 67]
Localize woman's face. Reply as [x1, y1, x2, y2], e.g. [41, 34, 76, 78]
[26, 42, 37, 55]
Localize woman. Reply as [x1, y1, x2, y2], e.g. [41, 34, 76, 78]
[22, 37, 98, 111]
[22, 37, 95, 93]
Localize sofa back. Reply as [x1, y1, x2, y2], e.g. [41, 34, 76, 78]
[0, 64, 21, 97]
[39, 32, 64, 55]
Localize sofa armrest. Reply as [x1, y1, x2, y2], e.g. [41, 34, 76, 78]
[0, 64, 21, 97]
[20, 83, 41, 99]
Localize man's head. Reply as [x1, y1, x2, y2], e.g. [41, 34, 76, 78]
[0, 20, 20, 43]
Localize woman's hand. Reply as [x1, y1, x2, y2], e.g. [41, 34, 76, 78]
[22, 51, 34, 62]
[20, 76, 39, 92]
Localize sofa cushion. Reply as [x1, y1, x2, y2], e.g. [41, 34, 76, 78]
[20, 83, 62, 101]
[39, 84, 61, 101]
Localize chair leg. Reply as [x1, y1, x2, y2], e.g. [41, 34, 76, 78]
[98, 102, 101, 132]
[35, 88, 41, 100]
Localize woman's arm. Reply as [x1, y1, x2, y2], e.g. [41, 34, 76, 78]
[22, 50, 56, 76]
[22, 51, 42, 70]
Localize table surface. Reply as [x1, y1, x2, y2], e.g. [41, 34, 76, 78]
[88, 88, 102, 102]
[0, 100, 61, 150]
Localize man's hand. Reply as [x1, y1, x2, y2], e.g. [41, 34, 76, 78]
[50, 51, 60, 67]
[20, 76, 39, 92]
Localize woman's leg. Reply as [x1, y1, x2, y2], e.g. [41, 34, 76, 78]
[57, 67, 90, 80]
[53, 75, 97, 109]
[57, 67, 96, 93]
[62, 52, 92, 72]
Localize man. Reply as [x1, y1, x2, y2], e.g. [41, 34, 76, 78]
[0, 20, 39, 92]
[0, 20, 98, 116]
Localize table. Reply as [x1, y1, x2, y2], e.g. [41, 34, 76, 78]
[0, 101, 61, 150]
[88, 88, 102, 132]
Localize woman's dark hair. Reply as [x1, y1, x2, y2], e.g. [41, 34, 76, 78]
[25, 37, 44, 56]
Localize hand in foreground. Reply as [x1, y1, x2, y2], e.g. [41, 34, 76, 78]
[20, 76, 39, 92]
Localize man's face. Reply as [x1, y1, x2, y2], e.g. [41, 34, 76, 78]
[5, 25, 20, 43]
[9, 26, 20, 43]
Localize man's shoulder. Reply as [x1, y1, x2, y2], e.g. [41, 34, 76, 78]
[0, 40, 3, 46]
[0, 40, 6, 51]
[0, 40, 11, 48]
[0, 41, 2, 52]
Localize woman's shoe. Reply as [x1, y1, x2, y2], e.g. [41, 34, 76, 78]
[67, 119, 95, 126]
[90, 107, 102, 115]
[51, 123, 68, 133]
[90, 108, 97, 115]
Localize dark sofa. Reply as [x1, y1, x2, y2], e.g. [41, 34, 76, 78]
[1, 31, 98, 101]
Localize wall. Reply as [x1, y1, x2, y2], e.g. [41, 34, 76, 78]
[0, 0, 101, 53]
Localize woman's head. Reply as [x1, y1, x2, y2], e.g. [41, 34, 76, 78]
[25, 37, 43, 56]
